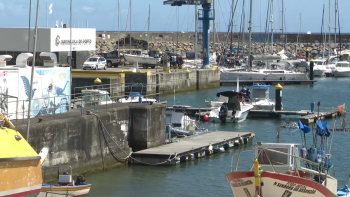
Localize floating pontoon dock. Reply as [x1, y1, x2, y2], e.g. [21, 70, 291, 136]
[130, 131, 255, 166]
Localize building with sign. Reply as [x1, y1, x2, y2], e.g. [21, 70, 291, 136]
[0, 28, 96, 68]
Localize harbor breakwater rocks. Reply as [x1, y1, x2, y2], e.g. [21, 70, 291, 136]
[17, 104, 166, 181]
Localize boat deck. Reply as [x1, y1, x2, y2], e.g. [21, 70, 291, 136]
[131, 131, 255, 165]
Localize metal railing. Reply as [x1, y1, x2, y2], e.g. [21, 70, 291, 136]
[0, 83, 162, 121]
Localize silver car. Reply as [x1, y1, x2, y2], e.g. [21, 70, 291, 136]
[83, 57, 107, 70]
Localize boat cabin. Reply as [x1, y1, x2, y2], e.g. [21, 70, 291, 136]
[313, 59, 327, 65]
[255, 142, 300, 174]
[250, 85, 271, 102]
[335, 61, 350, 67]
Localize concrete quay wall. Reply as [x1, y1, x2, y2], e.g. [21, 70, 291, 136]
[17, 104, 166, 181]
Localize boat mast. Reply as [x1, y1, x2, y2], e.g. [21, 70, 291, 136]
[297, 14, 301, 55]
[322, 4, 325, 59]
[194, 5, 198, 68]
[241, 0, 246, 56]
[270, 0, 274, 54]
[248, 0, 253, 71]
[213, 0, 216, 52]
[334, 0, 337, 45]
[281, 0, 284, 49]
[26, 0, 40, 141]
[147, 4, 150, 52]
[328, 0, 331, 59]
[118, 0, 120, 58]
[129, 0, 131, 53]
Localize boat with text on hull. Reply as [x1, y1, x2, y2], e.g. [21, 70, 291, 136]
[226, 119, 338, 197]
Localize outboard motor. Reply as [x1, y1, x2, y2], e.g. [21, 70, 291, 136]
[219, 104, 228, 123]
[76, 175, 86, 185]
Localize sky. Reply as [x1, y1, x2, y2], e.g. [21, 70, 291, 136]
[0, 0, 348, 34]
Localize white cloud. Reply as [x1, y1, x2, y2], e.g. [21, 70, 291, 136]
[82, 6, 94, 13]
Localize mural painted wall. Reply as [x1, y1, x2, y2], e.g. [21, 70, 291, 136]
[0, 67, 70, 119]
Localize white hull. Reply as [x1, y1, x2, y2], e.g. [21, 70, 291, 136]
[38, 185, 91, 197]
[221, 71, 309, 81]
[209, 104, 253, 123]
[124, 54, 159, 65]
[314, 69, 326, 77]
[252, 100, 278, 110]
[332, 70, 350, 77]
[226, 171, 337, 197]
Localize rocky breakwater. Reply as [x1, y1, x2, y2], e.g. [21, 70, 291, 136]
[94, 35, 348, 59]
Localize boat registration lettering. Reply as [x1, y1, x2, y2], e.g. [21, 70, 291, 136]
[230, 179, 253, 187]
[273, 182, 316, 194]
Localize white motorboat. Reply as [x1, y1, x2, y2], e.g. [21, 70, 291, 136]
[313, 59, 328, 76]
[209, 91, 253, 123]
[169, 111, 207, 136]
[205, 94, 228, 108]
[332, 61, 350, 77]
[81, 89, 115, 106]
[250, 84, 280, 110]
[124, 54, 160, 67]
[118, 92, 166, 104]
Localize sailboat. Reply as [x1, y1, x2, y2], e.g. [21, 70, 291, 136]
[123, 3, 160, 67]
[226, 119, 338, 197]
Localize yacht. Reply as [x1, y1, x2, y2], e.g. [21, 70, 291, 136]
[250, 85, 279, 110]
[209, 91, 253, 123]
[168, 111, 207, 136]
[313, 59, 328, 77]
[332, 61, 350, 77]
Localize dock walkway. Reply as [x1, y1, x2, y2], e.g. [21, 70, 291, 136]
[131, 131, 255, 165]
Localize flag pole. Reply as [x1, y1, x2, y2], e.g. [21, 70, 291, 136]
[46, 2, 48, 28]
[28, 0, 32, 52]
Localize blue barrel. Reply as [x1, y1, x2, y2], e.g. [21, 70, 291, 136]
[311, 102, 315, 113]
[316, 150, 324, 164]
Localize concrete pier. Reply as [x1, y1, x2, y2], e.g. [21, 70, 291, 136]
[17, 103, 166, 181]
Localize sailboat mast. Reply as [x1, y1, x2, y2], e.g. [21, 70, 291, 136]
[147, 4, 150, 52]
[242, 0, 246, 55]
[297, 14, 301, 55]
[281, 0, 284, 48]
[270, 0, 274, 54]
[129, 0, 131, 53]
[118, 0, 120, 58]
[248, 0, 253, 71]
[26, 0, 40, 141]
[322, 4, 325, 59]
[328, 0, 331, 58]
[194, 5, 198, 67]
[334, 0, 337, 45]
[213, 0, 216, 51]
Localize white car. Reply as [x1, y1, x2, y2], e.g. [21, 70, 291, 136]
[83, 57, 107, 70]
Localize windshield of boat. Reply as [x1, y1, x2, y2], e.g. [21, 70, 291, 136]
[258, 148, 289, 165]
[330, 58, 339, 64]
[314, 61, 325, 65]
[336, 63, 350, 67]
[83, 92, 111, 102]
[87, 58, 99, 62]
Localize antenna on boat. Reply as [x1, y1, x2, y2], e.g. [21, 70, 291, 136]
[236, 74, 240, 92]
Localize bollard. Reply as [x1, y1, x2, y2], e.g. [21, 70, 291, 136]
[275, 83, 283, 111]
[340, 53, 343, 61]
[310, 59, 314, 80]
[306, 49, 309, 62]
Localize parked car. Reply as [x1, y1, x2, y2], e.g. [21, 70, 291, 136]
[98, 51, 125, 67]
[82, 57, 107, 70]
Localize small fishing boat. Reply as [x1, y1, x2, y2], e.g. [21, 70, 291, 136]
[205, 94, 228, 108]
[124, 54, 160, 67]
[168, 111, 207, 136]
[331, 61, 350, 77]
[209, 91, 253, 123]
[250, 84, 280, 110]
[118, 92, 167, 104]
[39, 167, 91, 197]
[0, 113, 47, 197]
[226, 119, 338, 197]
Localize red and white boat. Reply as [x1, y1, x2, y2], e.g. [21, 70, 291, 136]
[226, 142, 338, 197]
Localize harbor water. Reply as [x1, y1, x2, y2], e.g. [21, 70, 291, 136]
[85, 77, 350, 197]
